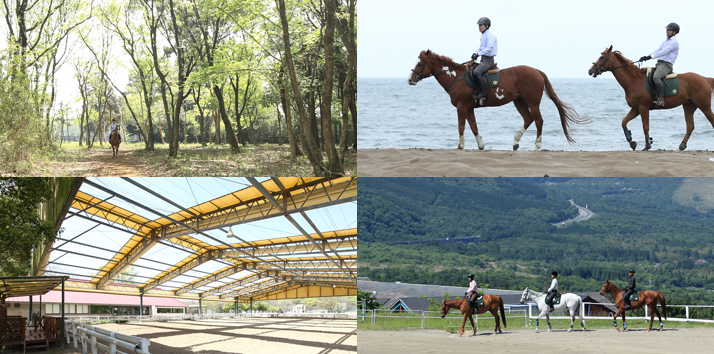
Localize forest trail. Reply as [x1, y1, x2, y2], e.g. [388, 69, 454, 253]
[78, 146, 151, 176]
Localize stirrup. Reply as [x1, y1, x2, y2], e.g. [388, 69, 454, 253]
[653, 96, 664, 106]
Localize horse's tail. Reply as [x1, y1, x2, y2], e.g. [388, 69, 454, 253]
[539, 70, 591, 144]
[577, 296, 584, 322]
[657, 292, 668, 320]
[499, 296, 507, 328]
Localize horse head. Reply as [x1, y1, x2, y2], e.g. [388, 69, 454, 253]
[408, 49, 434, 85]
[519, 287, 530, 304]
[440, 299, 450, 318]
[599, 280, 612, 295]
[588, 45, 614, 78]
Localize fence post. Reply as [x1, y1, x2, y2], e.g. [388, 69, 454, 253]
[109, 331, 116, 354]
[372, 310, 375, 327]
[686, 306, 689, 323]
[73, 320, 78, 348]
[422, 311, 425, 329]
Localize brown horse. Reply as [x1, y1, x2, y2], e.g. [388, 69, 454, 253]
[408, 50, 588, 150]
[440, 295, 506, 336]
[599, 280, 668, 332]
[110, 127, 121, 158]
[588, 46, 714, 151]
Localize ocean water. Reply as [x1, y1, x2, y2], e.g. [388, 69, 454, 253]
[358, 78, 714, 151]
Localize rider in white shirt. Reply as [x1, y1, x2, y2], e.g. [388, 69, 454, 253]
[110, 118, 121, 143]
[466, 273, 480, 305]
[546, 271, 558, 311]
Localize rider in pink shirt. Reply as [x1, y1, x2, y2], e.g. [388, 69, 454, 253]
[466, 274, 479, 304]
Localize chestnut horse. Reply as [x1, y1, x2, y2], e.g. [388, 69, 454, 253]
[599, 280, 668, 332]
[408, 50, 589, 150]
[440, 295, 506, 336]
[110, 127, 121, 158]
[589, 46, 714, 151]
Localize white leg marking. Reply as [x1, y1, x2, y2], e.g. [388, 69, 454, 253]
[476, 135, 484, 150]
[459, 136, 465, 149]
[513, 127, 526, 146]
[536, 136, 542, 150]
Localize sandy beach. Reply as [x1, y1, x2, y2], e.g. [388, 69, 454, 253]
[358, 149, 714, 177]
[357, 328, 714, 354]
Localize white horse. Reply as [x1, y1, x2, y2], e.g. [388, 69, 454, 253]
[520, 287, 585, 333]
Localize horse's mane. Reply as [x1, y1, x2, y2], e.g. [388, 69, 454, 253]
[611, 51, 647, 77]
[423, 51, 465, 70]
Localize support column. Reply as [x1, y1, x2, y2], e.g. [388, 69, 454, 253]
[140, 294, 144, 316]
[250, 298, 253, 317]
[62, 279, 65, 351]
[29, 295, 33, 326]
[199, 299, 202, 315]
[234, 301, 237, 316]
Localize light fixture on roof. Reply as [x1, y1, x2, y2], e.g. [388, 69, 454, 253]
[226, 227, 235, 238]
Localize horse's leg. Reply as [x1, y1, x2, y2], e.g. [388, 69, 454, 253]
[491, 309, 499, 335]
[679, 101, 697, 151]
[699, 106, 714, 151]
[468, 314, 476, 336]
[529, 105, 544, 150]
[512, 98, 534, 151]
[612, 308, 623, 331]
[647, 304, 654, 332]
[639, 106, 652, 150]
[460, 314, 467, 337]
[457, 105, 467, 149]
[546, 312, 551, 332]
[535, 309, 546, 333]
[652, 304, 664, 331]
[568, 306, 574, 332]
[621, 108, 640, 150]
[622, 310, 628, 332]
[464, 108, 484, 150]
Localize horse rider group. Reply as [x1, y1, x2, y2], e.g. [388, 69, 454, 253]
[466, 269, 636, 310]
[471, 18, 679, 107]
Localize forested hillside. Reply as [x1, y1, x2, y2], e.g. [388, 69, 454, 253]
[359, 177, 714, 305]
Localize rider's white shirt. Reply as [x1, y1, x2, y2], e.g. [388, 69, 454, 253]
[110, 123, 118, 132]
[548, 278, 558, 292]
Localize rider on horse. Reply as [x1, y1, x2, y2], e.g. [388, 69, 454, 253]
[110, 118, 122, 143]
[471, 17, 498, 100]
[546, 271, 558, 311]
[639, 22, 680, 106]
[624, 269, 636, 309]
[466, 273, 481, 305]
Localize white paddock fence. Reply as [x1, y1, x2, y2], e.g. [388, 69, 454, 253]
[362, 302, 714, 329]
[65, 320, 150, 354]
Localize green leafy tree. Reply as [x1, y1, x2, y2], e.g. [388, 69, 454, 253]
[357, 290, 379, 310]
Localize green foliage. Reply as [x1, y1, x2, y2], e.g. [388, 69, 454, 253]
[0, 178, 55, 276]
[358, 290, 380, 310]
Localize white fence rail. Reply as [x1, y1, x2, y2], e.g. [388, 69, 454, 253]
[66, 320, 150, 354]
[362, 302, 714, 329]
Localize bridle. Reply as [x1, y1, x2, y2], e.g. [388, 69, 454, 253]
[411, 59, 452, 83]
[591, 51, 635, 77]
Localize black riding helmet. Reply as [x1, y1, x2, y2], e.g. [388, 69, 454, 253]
[468, 273, 475, 280]
[628, 269, 635, 274]
[665, 22, 680, 34]
[551, 271, 558, 277]
[477, 17, 491, 28]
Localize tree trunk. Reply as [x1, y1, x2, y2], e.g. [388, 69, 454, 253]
[276, 102, 282, 145]
[335, 0, 356, 159]
[212, 85, 240, 152]
[279, 63, 300, 157]
[319, 0, 344, 175]
[278, 0, 328, 176]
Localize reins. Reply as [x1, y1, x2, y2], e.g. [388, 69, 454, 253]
[592, 51, 641, 76]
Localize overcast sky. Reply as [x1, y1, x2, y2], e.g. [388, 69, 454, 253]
[359, 0, 714, 78]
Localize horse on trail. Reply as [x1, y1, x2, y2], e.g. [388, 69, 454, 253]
[588, 46, 714, 151]
[408, 50, 589, 150]
[110, 126, 121, 158]
[599, 280, 667, 332]
[519, 287, 585, 333]
[440, 295, 506, 336]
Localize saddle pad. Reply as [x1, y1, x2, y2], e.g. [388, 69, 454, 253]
[553, 295, 562, 305]
[465, 71, 501, 90]
[623, 291, 639, 302]
[468, 297, 484, 309]
[645, 67, 679, 97]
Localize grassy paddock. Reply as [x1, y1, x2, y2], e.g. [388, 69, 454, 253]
[358, 311, 714, 333]
[7, 142, 356, 176]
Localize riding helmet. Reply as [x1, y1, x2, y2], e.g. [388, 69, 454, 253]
[628, 269, 635, 274]
[665, 22, 680, 34]
[551, 271, 558, 277]
[468, 273, 475, 279]
[477, 17, 491, 27]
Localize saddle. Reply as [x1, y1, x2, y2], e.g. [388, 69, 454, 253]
[623, 290, 639, 302]
[467, 296, 484, 309]
[550, 293, 562, 306]
[645, 67, 679, 98]
[465, 61, 501, 90]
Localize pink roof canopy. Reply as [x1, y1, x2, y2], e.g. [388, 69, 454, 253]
[5, 291, 187, 307]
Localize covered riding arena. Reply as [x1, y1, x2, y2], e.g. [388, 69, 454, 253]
[2, 177, 357, 354]
[358, 328, 714, 354]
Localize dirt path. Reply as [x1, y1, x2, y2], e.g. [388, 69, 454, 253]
[56, 146, 152, 176]
[358, 328, 714, 354]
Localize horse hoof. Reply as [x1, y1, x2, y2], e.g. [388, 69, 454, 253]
[567, 328, 571, 332]
[513, 144, 519, 151]
[535, 329, 539, 333]
[630, 141, 637, 150]
[648, 328, 651, 332]
[679, 142, 687, 151]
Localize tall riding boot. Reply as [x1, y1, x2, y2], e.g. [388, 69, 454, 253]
[653, 80, 665, 106]
[475, 74, 488, 99]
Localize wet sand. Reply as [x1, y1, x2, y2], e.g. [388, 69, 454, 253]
[358, 149, 714, 177]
